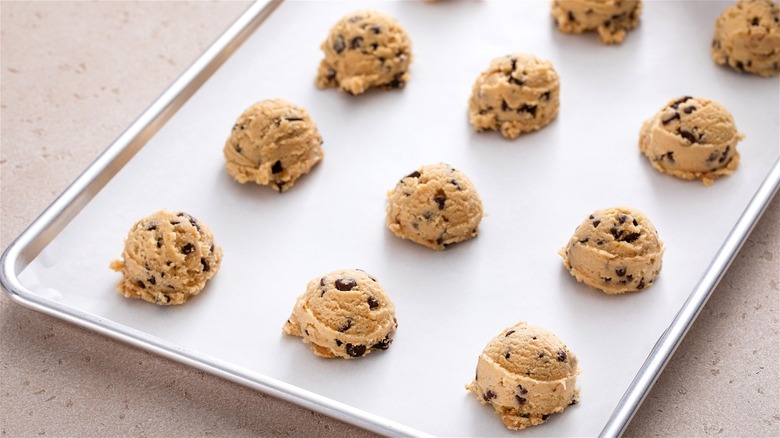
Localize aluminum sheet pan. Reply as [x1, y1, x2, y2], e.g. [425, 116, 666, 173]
[3, 1, 779, 436]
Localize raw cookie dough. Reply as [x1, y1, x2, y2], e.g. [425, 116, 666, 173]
[468, 53, 560, 139]
[551, 0, 642, 44]
[283, 269, 397, 359]
[386, 163, 483, 250]
[560, 207, 664, 294]
[223, 99, 323, 192]
[639, 96, 744, 186]
[712, 0, 780, 77]
[110, 210, 223, 305]
[316, 10, 413, 95]
[466, 322, 580, 430]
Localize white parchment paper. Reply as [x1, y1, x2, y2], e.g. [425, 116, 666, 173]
[18, 1, 780, 436]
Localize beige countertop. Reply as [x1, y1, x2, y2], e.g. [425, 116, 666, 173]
[1, 2, 778, 436]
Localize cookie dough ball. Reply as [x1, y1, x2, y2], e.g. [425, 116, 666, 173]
[468, 54, 560, 139]
[223, 99, 323, 192]
[386, 163, 483, 250]
[560, 207, 664, 294]
[551, 0, 642, 44]
[466, 322, 580, 430]
[316, 10, 413, 95]
[283, 269, 397, 359]
[109, 210, 223, 305]
[712, 0, 780, 77]
[639, 96, 744, 186]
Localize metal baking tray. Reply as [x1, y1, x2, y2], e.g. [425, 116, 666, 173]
[2, 1, 778, 436]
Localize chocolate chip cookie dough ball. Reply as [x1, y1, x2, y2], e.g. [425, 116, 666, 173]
[283, 269, 397, 359]
[551, 0, 642, 44]
[224, 99, 323, 192]
[316, 10, 413, 95]
[386, 163, 483, 250]
[110, 210, 223, 305]
[466, 322, 580, 430]
[560, 207, 664, 294]
[639, 96, 744, 186]
[468, 54, 560, 139]
[712, 0, 780, 77]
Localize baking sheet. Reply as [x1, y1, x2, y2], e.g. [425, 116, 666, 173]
[9, 1, 780, 436]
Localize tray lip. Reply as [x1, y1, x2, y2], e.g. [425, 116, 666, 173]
[1, 1, 778, 436]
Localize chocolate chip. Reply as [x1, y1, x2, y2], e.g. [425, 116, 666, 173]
[345, 343, 366, 357]
[592, 220, 601, 227]
[719, 146, 731, 164]
[271, 160, 283, 174]
[369, 25, 381, 34]
[505, 330, 515, 337]
[181, 243, 195, 254]
[662, 112, 680, 125]
[405, 170, 421, 180]
[484, 390, 497, 401]
[515, 395, 527, 405]
[335, 339, 343, 347]
[333, 35, 345, 53]
[621, 232, 641, 243]
[339, 319, 353, 332]
[335, 278, 357, 291]
[201, 258, 210, 272]
[387, 73, 405, 89]
[367, 296, 379, 309]
[670, 96, 692, 109]
[147, 277, 156, 285]
[557, 350, 567, 362]
[518, 384, 528, 395]
[433, 194, 446, 210]
[616, 267, 626, 277]
[519, 104, 537, 116]
[135, 280, 146, 289]
[372, 336, 392, 350]
[350, 36, 363, 49]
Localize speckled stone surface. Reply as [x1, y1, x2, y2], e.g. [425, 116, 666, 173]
[1, 2, 777, 436]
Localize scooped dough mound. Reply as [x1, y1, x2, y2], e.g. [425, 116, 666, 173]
[466, 322, 580, 430]
[316, 10, 413, 95]
[560, 206, 664, 294]
[712, 0, 780, 77]
[386, 163, 483, 250]
[224, 98, 323, 192]
[639, 96, 743, 186]
[468, 53, 560, 139]
[110, 210, 223, 305]
[551, 0, 642, 44]
[283, 269, 397, 359]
